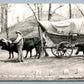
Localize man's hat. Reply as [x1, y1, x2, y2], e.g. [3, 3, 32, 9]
[16, 31, 22, 34]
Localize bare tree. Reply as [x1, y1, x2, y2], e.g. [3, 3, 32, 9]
[48, 4, 63, 20]
[1, 6, 4, 32]
[37, 4, 40, 20]
[5, 5, 9, 39]
[39, 4, 42, 20]
[37, 4, 44, 54]
[34, 4, 37, 15]
[1, 4, 9, 39]
[69, 4, 71, 19]
[27, 4, 44, 56]
[48, 3, 51, 20]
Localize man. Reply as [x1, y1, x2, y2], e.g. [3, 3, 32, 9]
[13, 31, 24, 62]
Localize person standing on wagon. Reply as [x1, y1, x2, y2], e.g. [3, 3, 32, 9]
[13, 31, 24, 62]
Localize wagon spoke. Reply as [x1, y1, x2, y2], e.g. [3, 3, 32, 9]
[56, 51, 64, 57]
[63, 48, 73, 57]
[57, 42, 73, 57]
[51, 47, 64, 57]
[64, 51, 70, 56]
[51, 47, 58, 57]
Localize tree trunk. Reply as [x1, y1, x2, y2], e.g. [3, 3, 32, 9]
[69, 4, 71, 19]
[27, 4, 44, 57]
[1, 7, 4, 32]
[5, 6, 9, 39]
[34, 4, 36, 15]
[40, 4, 42, 20]
[37, 4, 44, 57]
[48, 3, 51, 20]
[37, 4, 40, 37]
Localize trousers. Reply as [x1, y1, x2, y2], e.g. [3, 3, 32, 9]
[17, 45, 24, 62]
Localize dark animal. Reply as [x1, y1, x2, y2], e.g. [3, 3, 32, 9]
[0, 38, 14, 59]
[0, 38, 15, 59]
[23, 37, 48, 59]
[0, 37, 48, 59]
[75, 43, 84, 55]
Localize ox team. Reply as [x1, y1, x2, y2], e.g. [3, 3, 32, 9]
[0, 31, 48, 62]
[10, 31, 41, 62]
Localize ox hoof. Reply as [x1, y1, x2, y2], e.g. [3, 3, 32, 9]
[18, 60, 21, 62]
[17, 59, 21, 62]
[45, 54, 49, 56]
[21, 60, 24, 62]
[8, 57, 11, 59]
[24, 57, 27, 59]
[12, 57, 14, 59]
[35, 55, 37, 58]
[30, 56, 32, 58]
[37, 56, 40, 59]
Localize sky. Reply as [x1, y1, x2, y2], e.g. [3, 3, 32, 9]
[8, 4, 84, 27]
[8, 4, 33, 27]
[8, 4, 67, 27]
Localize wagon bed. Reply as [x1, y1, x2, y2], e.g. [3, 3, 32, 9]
[47, 32, 84, 43]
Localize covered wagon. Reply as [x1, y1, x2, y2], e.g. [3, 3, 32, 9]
[37, 18, 84, 57]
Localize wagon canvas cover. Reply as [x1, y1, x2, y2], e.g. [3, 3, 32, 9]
[39, 18, 84, 34]
[38, 18, 84, 44]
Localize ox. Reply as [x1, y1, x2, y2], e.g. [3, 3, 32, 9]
[75, 43, 84, 55]
[0, 37, 48, 59]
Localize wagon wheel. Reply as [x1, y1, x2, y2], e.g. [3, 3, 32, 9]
[57, 41, 73, 58]
[51, 45, 64, 58]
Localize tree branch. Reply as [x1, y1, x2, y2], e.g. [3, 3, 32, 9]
[27, 4, 38, 22]
[51, 5, 63, 15]
[76, 4, 84, 17]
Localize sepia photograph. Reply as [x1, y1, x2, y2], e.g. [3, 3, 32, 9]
[0, 3, 84, 81]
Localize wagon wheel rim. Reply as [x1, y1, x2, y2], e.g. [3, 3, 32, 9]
[63, 43, 73, 57]
[56, 50, 64, 57]
[51, 47, 64, 57]
[57, 41, 73, 58]
[51, 47, 57, 56]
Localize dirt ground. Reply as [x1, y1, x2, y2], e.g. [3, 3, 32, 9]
[0, 49, 84, 81]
